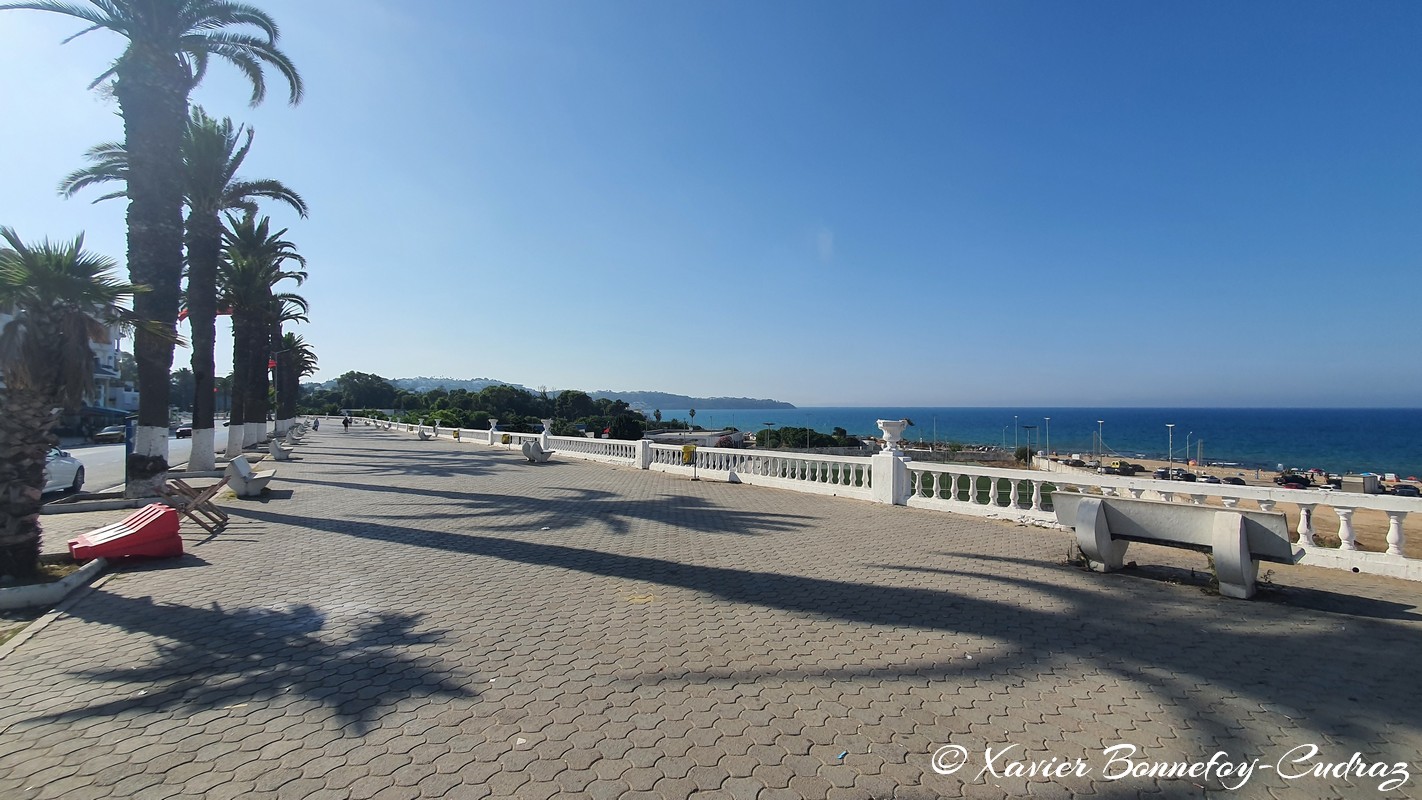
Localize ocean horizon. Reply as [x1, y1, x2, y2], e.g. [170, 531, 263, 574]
[651, 407, 1422, 478]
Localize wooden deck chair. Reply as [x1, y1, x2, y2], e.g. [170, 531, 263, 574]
[159, 476, 231, 534]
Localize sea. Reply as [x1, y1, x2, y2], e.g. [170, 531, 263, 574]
[652, 407, 1422, 478]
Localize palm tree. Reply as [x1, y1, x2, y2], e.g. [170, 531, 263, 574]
[0, 228, 142, 577]
[4, 0, 302, 495]
[276, 332, 316, 425]
[218, 213, 305, 455]
[60, 105, 307, 469]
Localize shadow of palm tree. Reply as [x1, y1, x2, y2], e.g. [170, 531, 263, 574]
[31, 592, 475, 733]
[224, 507, 1419, 756]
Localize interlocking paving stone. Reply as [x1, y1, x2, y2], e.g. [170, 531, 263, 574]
[3, 428, 1421, 799]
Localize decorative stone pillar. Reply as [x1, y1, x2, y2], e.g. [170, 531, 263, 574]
[1332, 507, 1354, 550]
[1009, 480, 1020, 509]
[541, 418, 554, 450]
[1385, 511, 1407, 556]
[871, 418, 913, 506]
[1030, 481, 1043, 512]
[635, 439, 651, 470]
[488, 419, 498, 445]
[1296, 503, 1316, 547]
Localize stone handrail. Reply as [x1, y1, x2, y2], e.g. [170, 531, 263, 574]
[548, 436, 638, 464]
[649, 445, 874, 501]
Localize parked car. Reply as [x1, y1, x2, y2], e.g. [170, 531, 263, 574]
[1153, 468, 1170, 480]
[1065, 459, 1086, 467]
[175, 425, 192, 438]
[43, 447, 85, 494]
[93, 424, 126, 444]
[1275, 474, 1311, 488]
[1223, 477, 1247, 486]
[1199, 475, 1222, 484]
[1394, 485, 1421, 498]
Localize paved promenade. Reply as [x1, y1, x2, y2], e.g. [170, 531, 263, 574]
[2, 427, 1419, 799]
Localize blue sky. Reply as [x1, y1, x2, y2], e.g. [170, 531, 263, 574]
[2, 1, 1418, 406]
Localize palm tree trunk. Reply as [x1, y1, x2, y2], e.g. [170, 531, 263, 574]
[186, 212, 221, 471]
[225, 319, 250, 459]
[0, 393, 59, 579]
[114, 49, 188, 496]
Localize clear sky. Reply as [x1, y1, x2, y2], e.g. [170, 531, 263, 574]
[2, 1, 1419, 407]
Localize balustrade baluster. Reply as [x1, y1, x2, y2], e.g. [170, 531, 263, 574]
[1009, 480, 1020, 509]
[1128, 488, 1144, 499]
[1030, 481, 1042, 511]
[1296, 503, 1316, 547]
[1189, 494, 1205, 506]
[949, 473, 959, 501]
[1220, 497, 1239, 508]
[1257, 500, 1276, 513]
[1332, 507, 1353, 550]
[1386, 512, 1407, 556]
[1159, 491, 1174, 503]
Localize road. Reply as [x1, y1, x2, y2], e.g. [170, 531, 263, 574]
[62, 428, 233, 493]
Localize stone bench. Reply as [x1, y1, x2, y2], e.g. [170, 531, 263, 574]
[225, 454, 276, 498]
[417, 427, 434, 441]
[521, 441, 554, 463]
[269, 438, 293, 461]
[1052, 493, 1303, 599]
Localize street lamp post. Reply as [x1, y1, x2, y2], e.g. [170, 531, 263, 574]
[1097, 419, 1104, 463]
[1044, 417, 1051, 459]
[1002, 426, 1008, 449]
[1014, 415, 1019, 453]
[762, 422, 776, 450]
[1167, 424, 1175, 478]
[1186, 432, 1193, 466]
[1023, 425, 1037, 468]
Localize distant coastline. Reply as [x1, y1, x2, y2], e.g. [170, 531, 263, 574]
[653, 406, 1422, 478]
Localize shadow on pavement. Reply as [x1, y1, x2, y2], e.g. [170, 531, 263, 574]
[226, 505, 1419, 759]
[32, 592, 475, 734]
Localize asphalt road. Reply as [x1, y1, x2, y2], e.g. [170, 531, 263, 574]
[61, 428, 233, 493]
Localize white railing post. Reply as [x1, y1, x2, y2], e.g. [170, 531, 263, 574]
[1386, 512, 1407, 556]
[487, 419, 498, 445]
[1296, 503, 1316, 547]
[1333, 507, 1353, 550]
[636, 439, 651, 470]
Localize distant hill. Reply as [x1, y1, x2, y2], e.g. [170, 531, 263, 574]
[588, 390, 794, 410]
[303, 375, 794, 410]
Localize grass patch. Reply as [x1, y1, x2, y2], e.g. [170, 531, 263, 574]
[1, 561, 82, 589]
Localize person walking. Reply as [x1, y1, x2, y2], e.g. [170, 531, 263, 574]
[342, 416, 351, 433]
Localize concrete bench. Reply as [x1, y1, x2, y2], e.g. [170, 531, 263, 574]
[225, 454, 276, 498]
[1053, 493, 1303, 599]
[417, 427, 434, 441]
[269, 438, 293, 461]
[521, 441, 554, 463]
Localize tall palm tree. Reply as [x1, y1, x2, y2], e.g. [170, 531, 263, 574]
[276, 331, 316, 426]
[218, 213, 305, 455]
[3, 0, 302, 495]
[60, 105, 308, 469]
[0, 228, 142, 577]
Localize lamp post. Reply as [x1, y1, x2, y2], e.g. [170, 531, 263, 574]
[1044, 417, 1051, 459]
[1167, 424, 1175, 478]
[1014, 415, 1019, 453]
[1022, 424, 1037, 468]
[1186, 432, 1192, 466]
[1002, 425, 1008, 449]
[762, 421, 775, 450]
[1097, 419, 1104, 462]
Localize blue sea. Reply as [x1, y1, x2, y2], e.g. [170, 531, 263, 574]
[653, 408, 1422, 478]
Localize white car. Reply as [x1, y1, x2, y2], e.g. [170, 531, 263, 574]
[44, 447, 85, 494]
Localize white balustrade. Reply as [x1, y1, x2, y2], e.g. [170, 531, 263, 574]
[343, 415, 1422, 581]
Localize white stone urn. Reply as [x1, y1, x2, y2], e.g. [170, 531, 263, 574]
[541, 418, 554, 448]
[877, 419, 909, 454]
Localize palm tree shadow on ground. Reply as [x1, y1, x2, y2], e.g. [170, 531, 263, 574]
[29, 592, 475, 734]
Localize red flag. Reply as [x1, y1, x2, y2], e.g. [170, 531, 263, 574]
[177, 308, 189, 322]
[268, 359, 277, 370]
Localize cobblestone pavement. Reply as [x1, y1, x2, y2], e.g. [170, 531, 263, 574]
[2, 428, 1419, 799]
